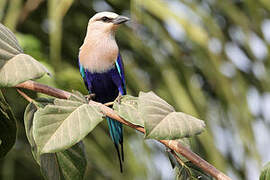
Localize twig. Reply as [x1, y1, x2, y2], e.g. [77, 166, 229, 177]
[16, 89, 33, 103]
[16, 80, 72, 99]
[170, 150, 185, 167]
[104, 102, 114, 106]
[15, 80, 231, 180]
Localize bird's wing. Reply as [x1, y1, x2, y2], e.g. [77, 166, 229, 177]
[115, 53, 126, 95]
[79, 61, 92, 93]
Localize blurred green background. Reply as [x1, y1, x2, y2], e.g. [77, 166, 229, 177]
[1, 0, 270, 179]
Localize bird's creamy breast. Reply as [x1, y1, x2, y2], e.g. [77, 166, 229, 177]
[79, 36, 118, 73]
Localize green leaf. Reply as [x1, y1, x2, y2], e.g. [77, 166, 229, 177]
[40, 153, 61, 180]
[138, 91, 205, 140]
[24, 100, 53, 164]
[69, 91, 87, 103]
[0, 23, 50, 87]
[185, 161, 214, 180]
[147, 112, 205, 139]
[0, 23, 22, 65]
[113, 95, 143, 126]
[167, 139, 191, 168]
[56, 142, 87, 180]
[174, 161, 214, 180]
[40, 142, 87, 180]
[0, 90, 17, 158]
[260, 162, 270, 180]
[33, 98, 104, 154]
[0, 54, 50, 87]
[25, 100, 87, 180]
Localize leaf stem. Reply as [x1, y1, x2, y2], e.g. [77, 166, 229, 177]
[170, 149, 185, 167]
[15, 80, 231, 180]
[16, 88, 33, 103]
[104, 102, 114, 106]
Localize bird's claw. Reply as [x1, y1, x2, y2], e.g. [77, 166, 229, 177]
[85, 93, 96, 102]
[115, 94, 123, 104]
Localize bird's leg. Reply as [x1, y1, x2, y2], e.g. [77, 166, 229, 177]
[115, 93, 123, 104]
[85, 93, 96, 102]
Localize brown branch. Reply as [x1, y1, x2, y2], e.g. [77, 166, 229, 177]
[16, 89, 33, 103]
[16, 80, 72, 99]
[15, 80, 231, 180]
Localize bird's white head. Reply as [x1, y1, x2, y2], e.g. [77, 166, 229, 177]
[79, 12, 129, 73]
[87, 11, 129, 35]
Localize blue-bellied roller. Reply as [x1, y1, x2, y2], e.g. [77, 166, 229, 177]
[78, 12, 129, 172]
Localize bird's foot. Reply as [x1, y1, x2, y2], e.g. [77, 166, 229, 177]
[115, 94, 123, 104]
[85, 93, 95, 102]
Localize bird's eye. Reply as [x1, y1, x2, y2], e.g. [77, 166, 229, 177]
[101, 17, 111, 22]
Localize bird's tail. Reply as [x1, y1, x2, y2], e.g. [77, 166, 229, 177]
[106, 117, 124, 172]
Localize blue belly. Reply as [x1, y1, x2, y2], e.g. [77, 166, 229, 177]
[85, 69, 119, 104]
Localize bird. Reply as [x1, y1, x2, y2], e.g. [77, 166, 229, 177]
[78, 12, 129, 172]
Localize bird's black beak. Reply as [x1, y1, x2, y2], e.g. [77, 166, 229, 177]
[113, 16, 130, 25]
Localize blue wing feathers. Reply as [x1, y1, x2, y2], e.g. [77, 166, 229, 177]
[116, 54, 126, 95]
[79, 53, 125, 172]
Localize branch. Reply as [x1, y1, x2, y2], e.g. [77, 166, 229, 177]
[16, 80, 72, 99]
[15, 80, 231, 180]
[16, 89, 33, 103]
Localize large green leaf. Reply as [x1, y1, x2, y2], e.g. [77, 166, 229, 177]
[24, 100, 52, 164]
[138, 91, 205, 140]
[0, 53, 50, 87]
[0, 23, 22, 65]
[260, 162, 270, 180]
[40, 142, 87, 180]
[146, 112, 205, 139]
[56, 142, 87, 180]
[25, 99, 87, 180]
[113, 95, 144, 126]
[33, 98, 104, 154]
[0, 23, 50, 87]
[0, 89, 17, 158]
[40, 153, 61, 180]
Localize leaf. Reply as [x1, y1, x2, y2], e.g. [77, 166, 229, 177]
[185, 161, 214, 180]
[69, 90, 87, 103]
[24, 100, 53, 164]
[139, 91, 205, 140]
[40, 142, 87, 180]
[147, 112, 205, 139]
[167, 138, 191, 168]
[56, 142, 87, 180]
[0, 54, 50, 87]
[0, 23, 50, 87]
[54, 99, 84, 107]
[25, 100, 87, 180]
[33, 98, 104, 154]
[174, 161, 214, 180]
[0, 23, 22, 65]
[0, 90, 17, 158]
[40, 153, 61, 180]
[113, 95, 143, 126]
[260, 162, 270, 180]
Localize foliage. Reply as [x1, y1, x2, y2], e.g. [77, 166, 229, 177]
[138, 91, 205, 140]
[0, 23, 49, 87]
[0, 90, 16, 158]
[0, 0, 270, 179]
[0, 22, 206, 179]
[260, 162, 270, 180]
